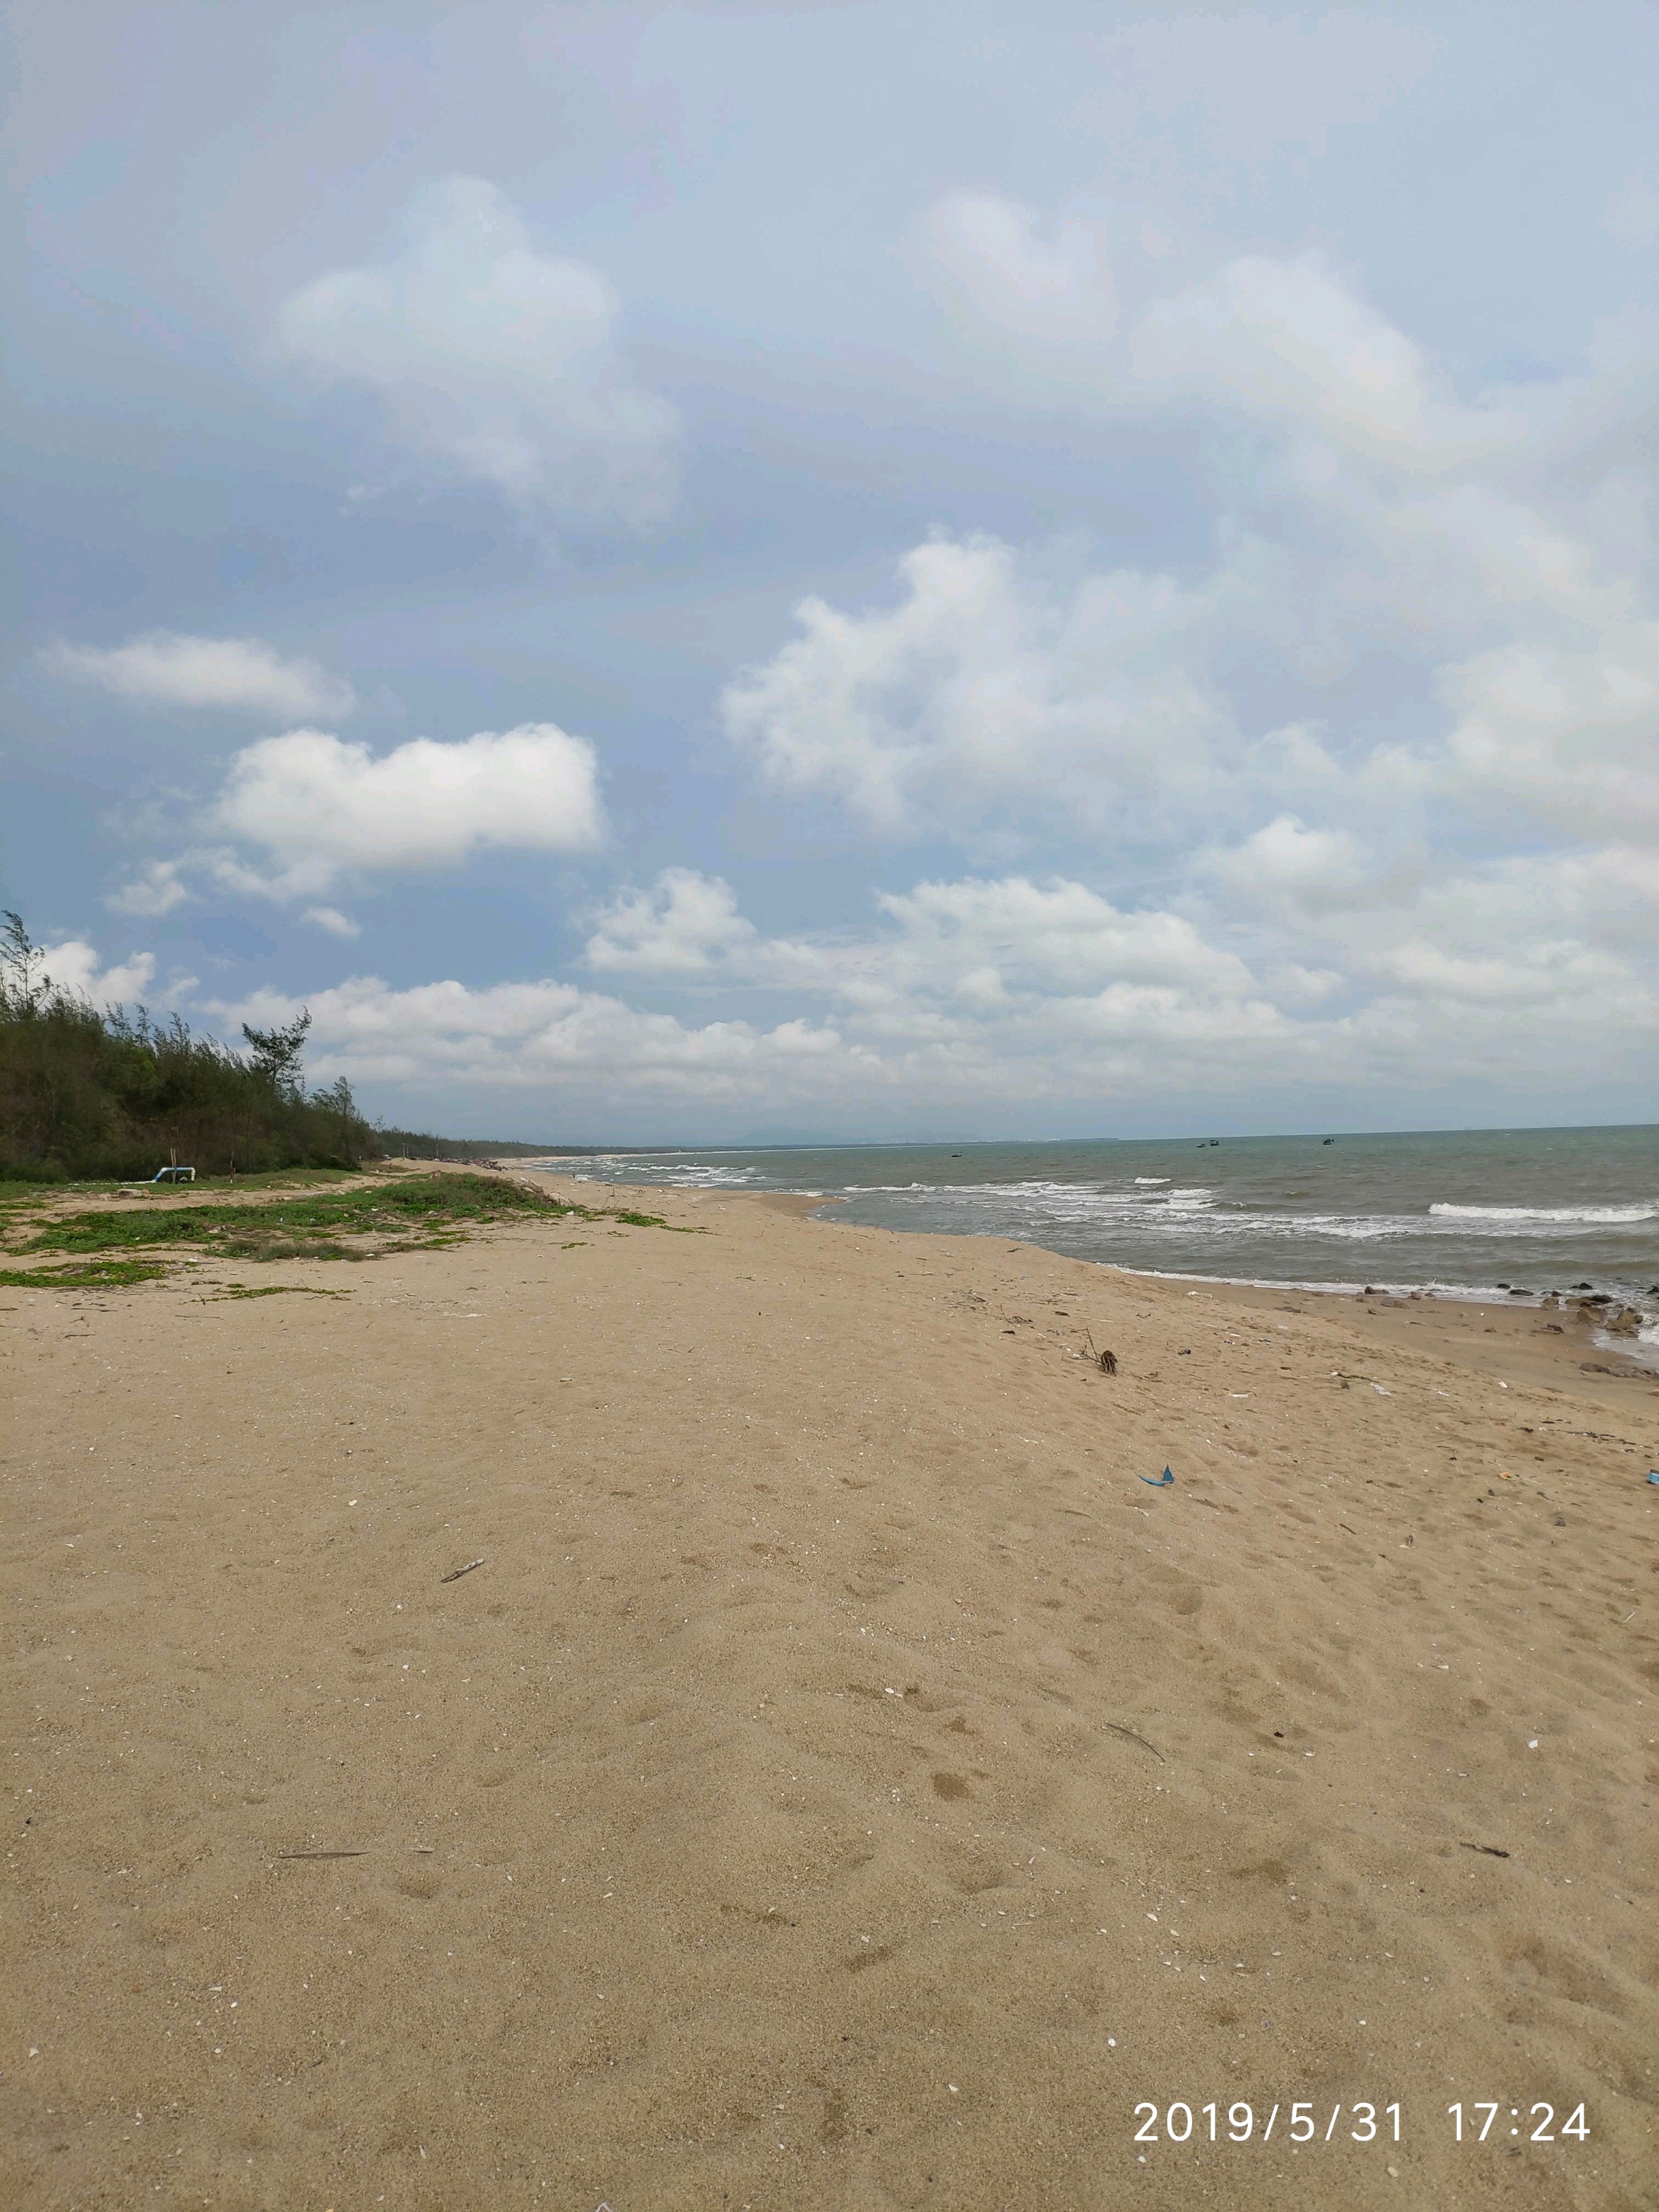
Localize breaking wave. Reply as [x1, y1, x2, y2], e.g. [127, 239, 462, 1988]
[1429, 1202, 1655, 1226]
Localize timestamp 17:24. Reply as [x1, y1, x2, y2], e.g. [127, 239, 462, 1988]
[1449, 2104, 1588, 2143]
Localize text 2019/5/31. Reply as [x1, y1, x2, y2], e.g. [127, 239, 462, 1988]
[1133, 2102, 1400, 2144]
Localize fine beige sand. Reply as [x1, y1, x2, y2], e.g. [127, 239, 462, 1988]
[4, 1169, 1657, 2211]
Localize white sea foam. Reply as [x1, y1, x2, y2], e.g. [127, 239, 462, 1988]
[572, 1139, 1658, 1315]
[1593, 1322, 1659, 1375]
[572, 1158, 761, 1188]
[1428, 1202, 1655, 1226]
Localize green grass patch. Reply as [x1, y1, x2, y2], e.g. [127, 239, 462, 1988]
[173, 1166, 367, 1193]
[0, 1258, 169, 1289]
[17, 1172, 676, 1266]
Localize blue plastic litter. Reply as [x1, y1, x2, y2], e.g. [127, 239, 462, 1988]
[1140, 1466, 1175, 1488]
[1648, 1471, 1659, 1486]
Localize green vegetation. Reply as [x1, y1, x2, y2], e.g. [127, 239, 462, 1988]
[31, 1172, 560, 1249]
[13, 1171, 673, 1270]
[1, 912, 373, 1179]
[0, 1258, 170, 1289]
[375, 1130, 603, 1159]
[0, 913, 662, 1185]
[0, 912, 690, 1269]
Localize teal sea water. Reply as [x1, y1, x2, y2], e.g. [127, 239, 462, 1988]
[544, 1124, 1659, 1362]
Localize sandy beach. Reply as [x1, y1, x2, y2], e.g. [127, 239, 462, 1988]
[4, 1168, 1656, 2210]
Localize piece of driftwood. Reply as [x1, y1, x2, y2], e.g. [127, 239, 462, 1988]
[440, 1557, 485, 1584]
[277, 1849, 367, 1860]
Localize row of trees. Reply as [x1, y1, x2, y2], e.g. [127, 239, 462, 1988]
[0, 913, 376, 1179]
[375, 1131, 585, 1159]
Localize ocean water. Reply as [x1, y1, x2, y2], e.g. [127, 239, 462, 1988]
[545, 1124, 1659, 1359]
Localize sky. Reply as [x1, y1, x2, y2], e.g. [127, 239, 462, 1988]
[5, 0, 1658, 1143]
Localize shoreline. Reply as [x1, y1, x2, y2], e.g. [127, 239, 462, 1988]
[5, 1168, 1656, 2207]
[1214, 1275, 1659, 1407]
[544, 1130, 1659, 1317]
[796, 1188, 1659, 1406]
[538, 1157, 1659, 1351]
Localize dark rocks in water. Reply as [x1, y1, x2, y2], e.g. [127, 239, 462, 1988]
[1497, 1281, 1510, 1289]
[1323, 1137, 1335, 1144]
[1508, 1287, 1528, 1297]
[1572, 1280, 1593, 1289]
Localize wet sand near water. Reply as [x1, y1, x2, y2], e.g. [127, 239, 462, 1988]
[3, 1168, 1656, 2210]
[1219, 1280, 1659, 1411]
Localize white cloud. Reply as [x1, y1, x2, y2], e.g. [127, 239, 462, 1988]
[586, 868, 758, 972]
[1199, 815, 1425, 918]
[39, 940, 156, 1008]
[731, 201, 1659, 930]
[105, 859, 191, 918]
[585, 867, 1258, 1010]
[711, 424, 1659, 1088]
[196, 836, 1658, 1125]
[1128, 253, 1509, 465]
[302, 906, 362, 939]
[46, 633, 356, 720]
[209, 722, 605, 895]
[277, 176, 679, 527]
[722, 534, 1223, 833]
[870, 876, 1255, 1003]
[1364, 937, 1629, 1008]
[916, 198, 1529, 471]
[1440, 620, 1659, 846]
[213, 973, 848, 1106]
[920, 194, 1117, 354]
